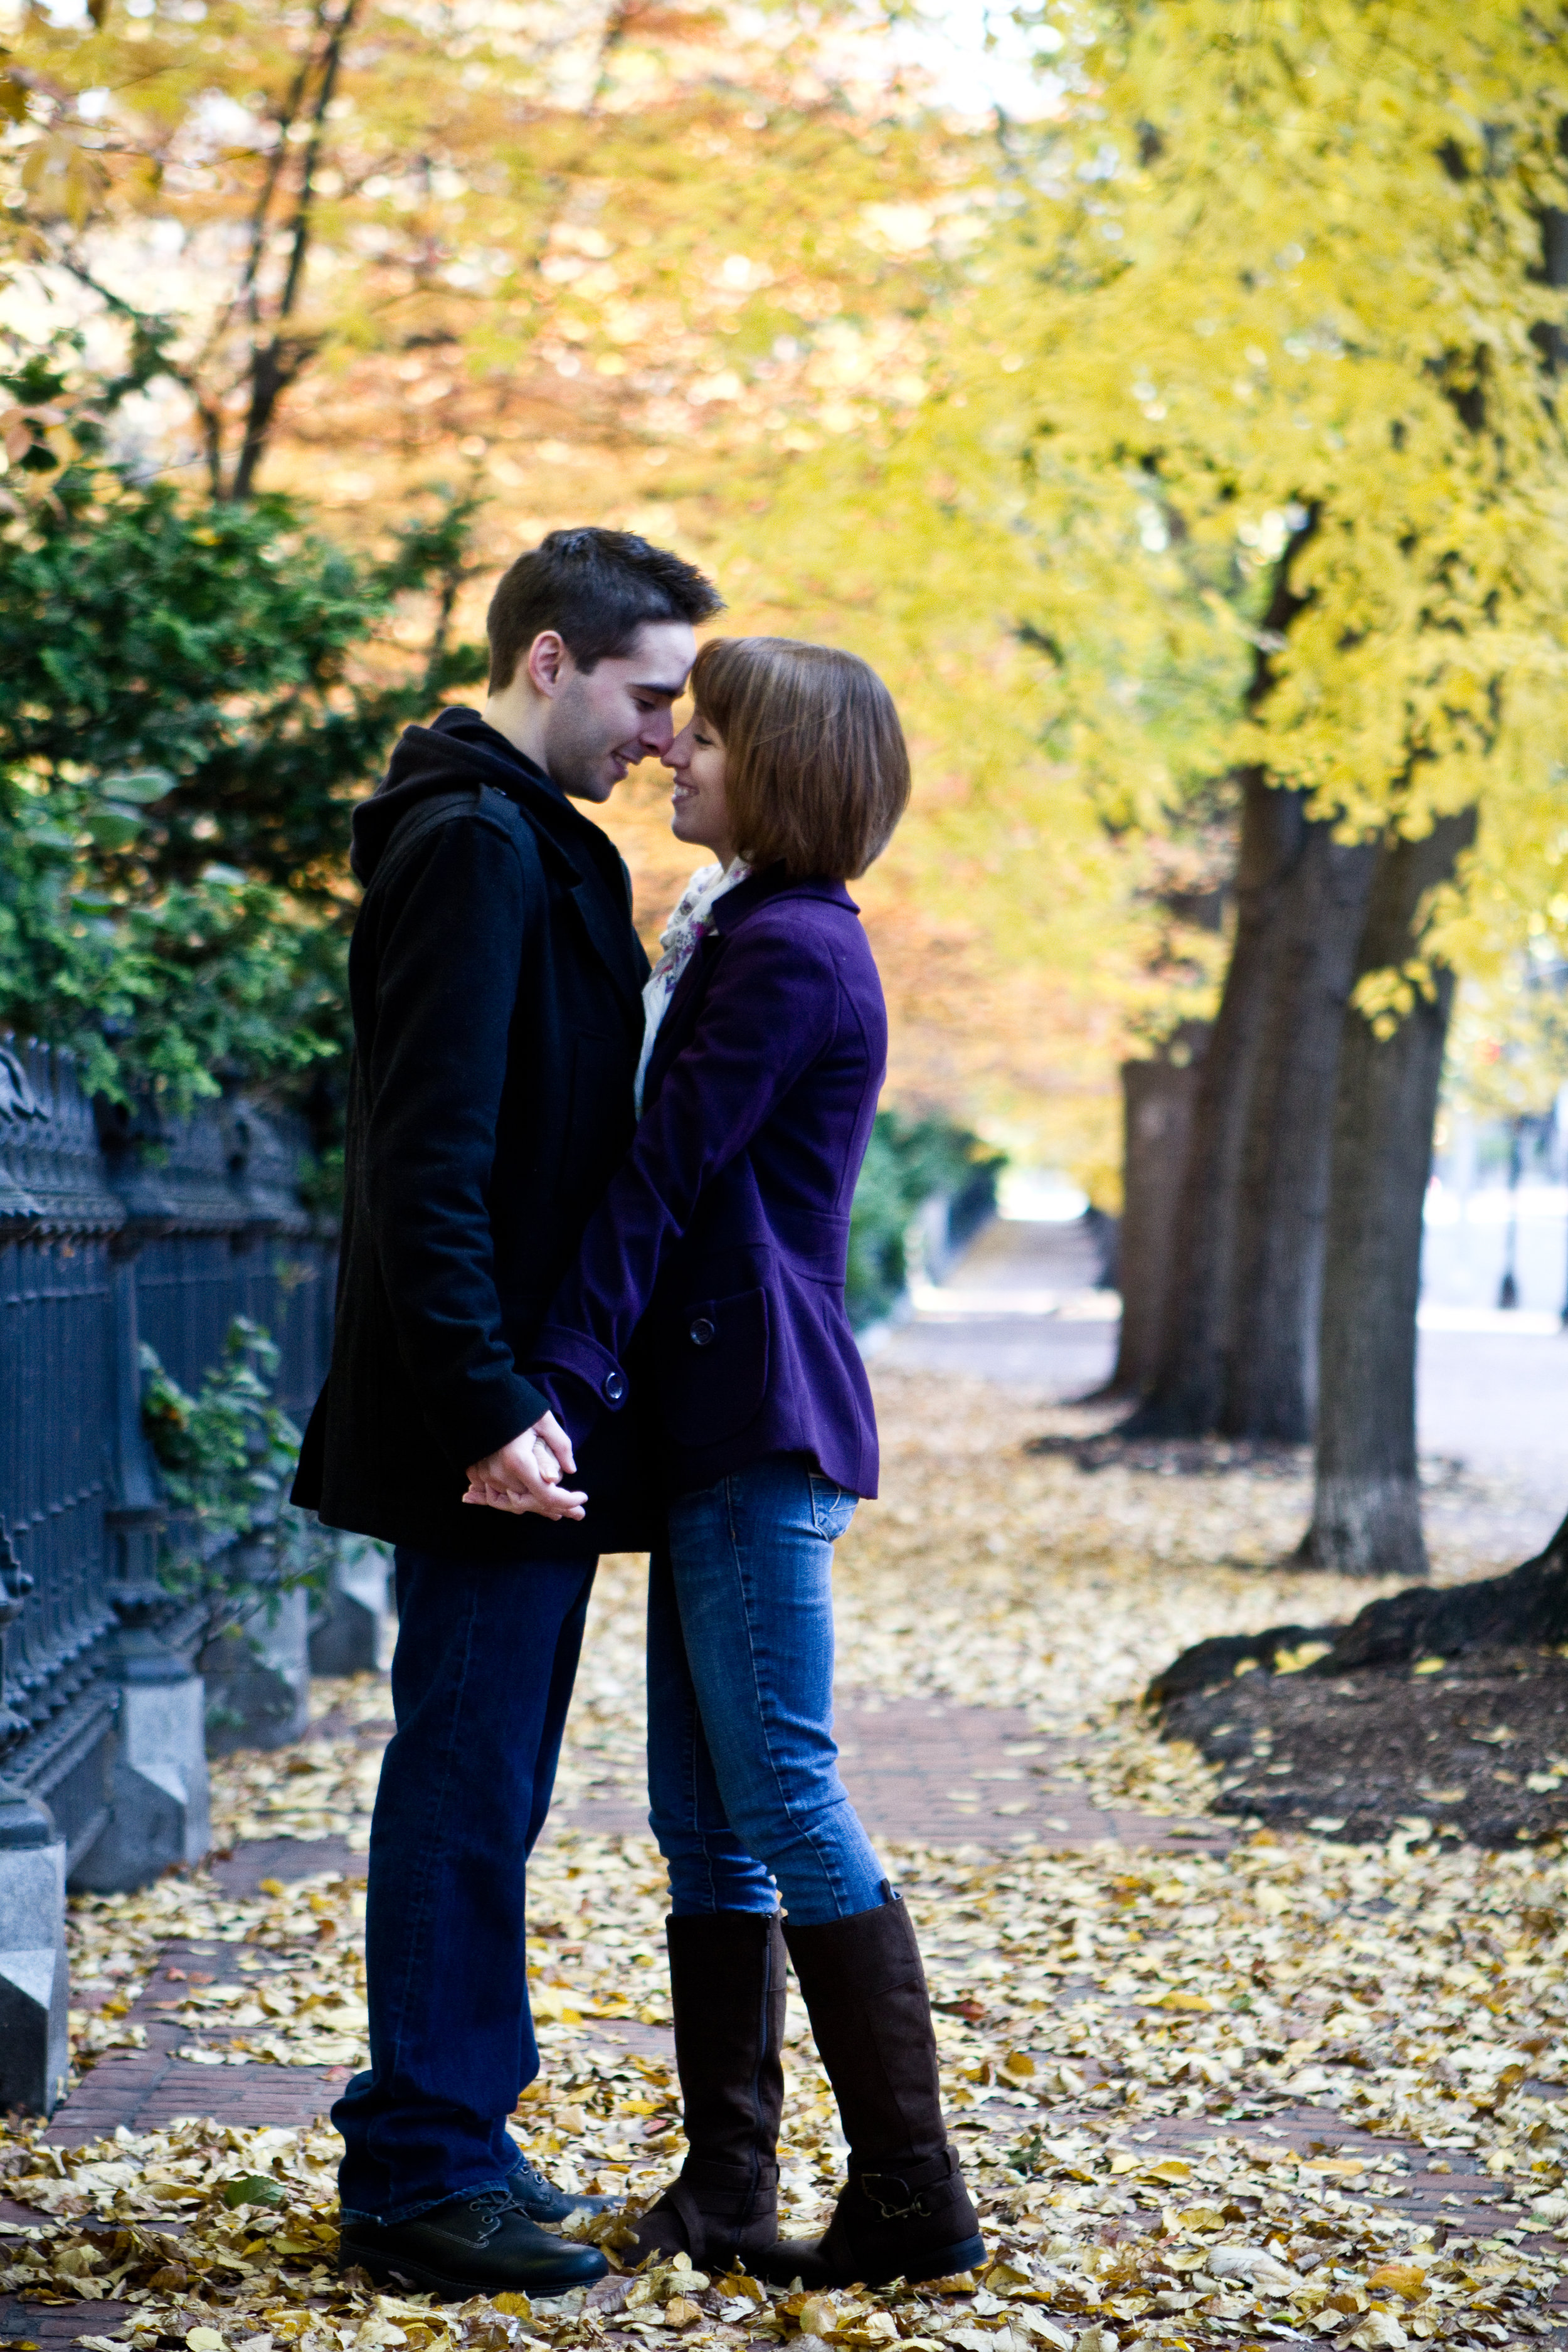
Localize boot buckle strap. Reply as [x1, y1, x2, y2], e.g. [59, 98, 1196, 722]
[860, 2171, 930, 2221]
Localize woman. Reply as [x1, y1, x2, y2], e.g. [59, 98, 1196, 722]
[469, 637, 983, 2290]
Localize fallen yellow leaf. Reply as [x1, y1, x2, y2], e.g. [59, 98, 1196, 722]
[1367, 2265, 1427, 2301]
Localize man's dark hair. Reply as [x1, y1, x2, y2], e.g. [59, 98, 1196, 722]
[486, 527, 724, 689]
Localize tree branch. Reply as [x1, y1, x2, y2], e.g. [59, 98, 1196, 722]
[50, 250, 230, 497]
[230, 0, 362, 498]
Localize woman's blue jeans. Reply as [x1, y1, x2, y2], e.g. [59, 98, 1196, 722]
[647, 1454, 887, 1925]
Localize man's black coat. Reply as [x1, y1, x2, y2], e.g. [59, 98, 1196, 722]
[291, 707, 657, 1561]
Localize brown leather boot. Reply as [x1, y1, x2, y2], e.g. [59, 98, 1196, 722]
[757, 1887, 983, 2288]
[625, 1910, 787, 2269]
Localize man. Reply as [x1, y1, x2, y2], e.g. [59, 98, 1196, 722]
[292, 527, 724, 2299]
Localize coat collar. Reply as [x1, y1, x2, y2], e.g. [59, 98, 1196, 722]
[708, 864, 860, 935]
[430, 712, 647, 1017]
[558, 846, 648, 1022]
[642, 866, 860, 1108]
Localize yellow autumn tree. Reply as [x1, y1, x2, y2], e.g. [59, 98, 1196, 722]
[724, 0, 1568, 1138]
[697, 0, 1568, 1570]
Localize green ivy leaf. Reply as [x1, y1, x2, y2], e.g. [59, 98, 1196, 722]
[82, 803, 144, 849]
[101, 768, 175, 804]
[220, 2174, 287, 2210]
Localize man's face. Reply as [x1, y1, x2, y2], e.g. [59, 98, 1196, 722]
[541, 620, 697, 802]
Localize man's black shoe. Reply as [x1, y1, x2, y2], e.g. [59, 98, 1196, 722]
[509, 2153, 614, 2225]
[339, 2188, 608, 2298]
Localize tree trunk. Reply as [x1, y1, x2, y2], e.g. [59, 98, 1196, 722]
[1218, 825, 1380, 1439]
[1110, 1036, 1205, 1396]
[1124, 773, 1306, 1434]
[1149, 1502, 1568, 1702]
[1300, 810, 1478, 1575]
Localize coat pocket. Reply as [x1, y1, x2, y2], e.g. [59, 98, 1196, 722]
[663, 1285, 770, 1446]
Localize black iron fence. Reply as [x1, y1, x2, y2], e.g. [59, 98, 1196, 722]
[0, 1035, 334, 1882]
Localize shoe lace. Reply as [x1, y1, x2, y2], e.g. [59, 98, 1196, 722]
[467, 2188, 514, 2238]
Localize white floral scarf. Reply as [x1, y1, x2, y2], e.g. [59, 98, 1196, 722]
[634, 857, 751, 1113]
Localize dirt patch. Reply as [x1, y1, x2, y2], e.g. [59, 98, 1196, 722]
[1025, 1429, 1312, 1478]
[1160, 1646, 1568, 1845]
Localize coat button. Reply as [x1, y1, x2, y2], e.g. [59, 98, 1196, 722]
[689, 1316, 716, 1348]
[603, 1369, 627, 1404]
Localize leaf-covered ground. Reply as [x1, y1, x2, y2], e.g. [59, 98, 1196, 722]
[11, 1370, 1565, 2352]
[1159, 1653, 1568, 1846]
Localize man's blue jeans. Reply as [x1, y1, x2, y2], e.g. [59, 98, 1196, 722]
[648, 1456, 887, 1925]
[334, 1547, 595, 2223]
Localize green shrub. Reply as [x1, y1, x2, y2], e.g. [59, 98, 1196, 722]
[0, 338, 485, 1115]
[140, 1316, 330, 1635]
[845, 1111, 1005, 1329]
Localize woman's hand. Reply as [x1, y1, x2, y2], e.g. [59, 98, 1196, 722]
[464, 1414, 587, 1520]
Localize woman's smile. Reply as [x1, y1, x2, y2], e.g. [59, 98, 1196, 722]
[665, 710, 737, 864]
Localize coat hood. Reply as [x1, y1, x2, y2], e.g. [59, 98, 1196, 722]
[351, 707, 561, 887]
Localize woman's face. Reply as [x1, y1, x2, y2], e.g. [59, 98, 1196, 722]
[665, 708, 738, 866]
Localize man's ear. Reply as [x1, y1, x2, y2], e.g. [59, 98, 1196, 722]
[524, 630, 569, 697]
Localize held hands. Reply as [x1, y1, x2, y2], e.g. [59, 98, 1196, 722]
[463, 1411, 586, 1521]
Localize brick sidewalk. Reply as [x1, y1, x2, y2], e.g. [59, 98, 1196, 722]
[43, 1695, 1221, 2161]
[9, 1700, 1560, 2346]
[28, 1916, 1562, 2341]
[834, 1698, 1225, 1854]
[548, 1697, 1226, 1852]
[40, 1902, 1555, 2255]
[47, 1935, 351, 2150]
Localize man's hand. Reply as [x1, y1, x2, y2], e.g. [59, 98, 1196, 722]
[464, 1412, 586, 1520]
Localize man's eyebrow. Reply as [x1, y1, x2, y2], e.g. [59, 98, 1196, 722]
[631, 680, 689, 698]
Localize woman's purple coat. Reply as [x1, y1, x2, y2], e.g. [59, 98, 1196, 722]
[529, 864, 886, 1501]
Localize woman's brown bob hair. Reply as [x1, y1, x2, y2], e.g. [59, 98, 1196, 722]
[690, 637, 911, 882]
